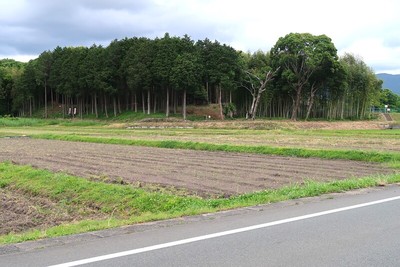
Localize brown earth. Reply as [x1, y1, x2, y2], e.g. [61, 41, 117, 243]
[0, 188, 71, 235]
[125, 119, 388, 130]
[0, 186, 108, 235]
[0, 138, 394, 197]
[1, 137, 396, 235]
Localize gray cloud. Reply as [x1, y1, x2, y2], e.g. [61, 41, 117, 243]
[1, 0, 399, 74]
[1, 1, 136, 53]
[0, 0, 233, 57]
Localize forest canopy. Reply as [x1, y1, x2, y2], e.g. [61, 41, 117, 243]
[0, 32, 389, 120]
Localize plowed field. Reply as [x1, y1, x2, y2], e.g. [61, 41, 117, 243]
[0, 138, 394, 196]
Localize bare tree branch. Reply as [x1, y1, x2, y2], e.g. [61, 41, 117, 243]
[244, 68, 279, 120]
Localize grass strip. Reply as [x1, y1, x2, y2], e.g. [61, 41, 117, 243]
[0, 117, 103, 127]
[1, 162, 400, 244]
[33, 133, 400, 163]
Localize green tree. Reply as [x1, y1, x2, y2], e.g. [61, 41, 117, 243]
[241, 51, 277, 119]
[270, 33, 339, 120]
[12, 60, 37, 116]
[37, 51, 53, 118]
[379, 89, 399, 109]
[340, 53, 382, 118]
[154, 33, 188, 116]
[170, 52, 202, 120]
[105, 38, 134, 116]
[80, 45, 108, 118]
[123, 38, 155, 114]
[0, 60, 25, 115]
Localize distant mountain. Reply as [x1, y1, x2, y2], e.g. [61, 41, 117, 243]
[376, 73, 400, 95]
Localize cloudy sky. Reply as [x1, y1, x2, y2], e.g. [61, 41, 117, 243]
[1, 0, 399, 74]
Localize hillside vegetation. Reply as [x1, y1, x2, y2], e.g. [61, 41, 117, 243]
[0, 33, 386, 121]
[377, 73, 400, 95]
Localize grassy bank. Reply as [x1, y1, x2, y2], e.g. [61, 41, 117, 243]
[1, 162, 400, 244]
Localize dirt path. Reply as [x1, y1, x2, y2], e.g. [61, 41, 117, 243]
[0, 138, 395, 196]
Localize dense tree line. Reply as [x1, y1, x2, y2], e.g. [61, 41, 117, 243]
[0, 33, 388, 120]
[0, 59, 25, 115]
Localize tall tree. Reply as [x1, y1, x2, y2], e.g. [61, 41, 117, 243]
[154, 33, 183, 116]
[340, 53, 382, 119]
[171, 52, 202, 120]
[0, 60, 25, 115]
[37, 51, 53, 118]
[123, 38, 155, 114]
[241, 51, 278, 119]
[270, 33, 339, 120]
[12, 60, 37, 116]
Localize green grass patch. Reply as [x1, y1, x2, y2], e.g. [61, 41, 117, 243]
[0, 117, 47, 127]
[109, 111, 169, 121]
[1, 162, 400, 244]
[390, 113, 400, 122]
[33, 133, 400, 164]
[0, 117, 103, 127]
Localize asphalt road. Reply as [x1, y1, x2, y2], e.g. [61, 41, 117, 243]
[1, 185, 400, 267]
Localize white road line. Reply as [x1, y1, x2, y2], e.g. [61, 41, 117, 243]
[48, 195, 400, 267]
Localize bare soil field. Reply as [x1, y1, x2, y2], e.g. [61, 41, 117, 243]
[0, 188, 65, 235]
[1, 137, 397, 235]
[0, 138, 394, 197]
[0, 188, 102, 235]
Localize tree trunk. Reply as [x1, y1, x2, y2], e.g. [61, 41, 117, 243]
[305, 85, 317, 121]
[126, 92, 129, 111]
[134, 93, 137, 112]
[305, 96, 314, 121]
[80, 98, 83, 119]
[166, 87, 169, 117]
[142, 92, 145, 114]
[113, 97, 117, 117]
[51, 88, 54, 108]
[86, 96, 89, 115]
[251, 92, 263, 120]
[218, 85, 224, 120]
[72, 97, 75, 118]
[104, 96, 108, 118]
[183, 89, 187, 120]
[118, 96, 121, 114]
[147, 89, 151, 115]
[131, 93, 135, 111]
[91, 96, 94, 114]
[173, 89, 177, 114]
[154, 94, 157, 114]
[44, 79, 48, 118]
[340, 95, 345, 120]
[291, 86, 302, 121]
[94, 93, 98, 118]
[249, 94, 256, 119]
[29, 97, 32, 117]
[206, 81, 209, 104]
[61, 95, 65, 118]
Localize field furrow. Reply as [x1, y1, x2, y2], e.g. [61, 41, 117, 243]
[0, 138, 394, 196]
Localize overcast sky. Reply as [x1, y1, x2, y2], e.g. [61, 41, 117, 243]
[1, 0, 399, 74]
